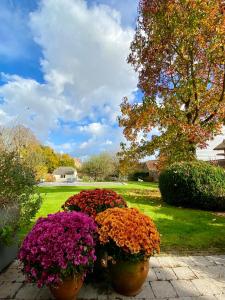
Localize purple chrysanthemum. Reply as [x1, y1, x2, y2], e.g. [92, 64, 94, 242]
[18, 211, 97, 287]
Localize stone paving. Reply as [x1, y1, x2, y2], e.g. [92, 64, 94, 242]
[0, 255, 225, 300]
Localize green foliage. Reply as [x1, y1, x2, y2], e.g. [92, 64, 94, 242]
[82, 152, 119, 181]
[128, 172, 150, 182]
[0, 151, 42, 245]
[159, 161, 225, 211]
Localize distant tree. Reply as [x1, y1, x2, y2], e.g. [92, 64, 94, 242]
[82, 152, 118, 181]
[58, 153, 75, 168]
[119, 0, 225, 169]
[41, 146, 59, 173]
[0, 125, 39, 152]
[0, 125, 76, 176]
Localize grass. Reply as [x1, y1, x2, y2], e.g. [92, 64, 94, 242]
[20, 182, 225, 254]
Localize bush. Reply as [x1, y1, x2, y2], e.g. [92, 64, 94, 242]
[0, 151, 42, 244]
[159, 161, 225, 211]
[62, 189, 127, 218]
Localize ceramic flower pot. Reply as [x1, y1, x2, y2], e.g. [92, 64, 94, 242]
[109, 260, 149, 296]
[49, 276, 83, 300]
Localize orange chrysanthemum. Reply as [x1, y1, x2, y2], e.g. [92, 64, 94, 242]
[96, 208, 160, 257]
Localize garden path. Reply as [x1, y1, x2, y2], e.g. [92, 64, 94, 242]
[0, 255, 225, 300]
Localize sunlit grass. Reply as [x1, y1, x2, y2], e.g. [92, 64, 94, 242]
[19, 182, 225, 254]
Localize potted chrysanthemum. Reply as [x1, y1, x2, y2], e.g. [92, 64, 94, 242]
[18, 211, 97, 300]
[62, 189, 127, 217]
[62, 189, 128, 282]
[95, 207, 160, 296]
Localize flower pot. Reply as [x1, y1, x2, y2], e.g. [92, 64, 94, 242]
[109, 260, 149, 296]
[49, 276, 83, 300]
[0, 204, 20, 271]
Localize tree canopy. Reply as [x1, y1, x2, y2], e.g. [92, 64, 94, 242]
[119, 0, 225, 168]
[0, 125, 76, 179]
[82, 152, 119, 181]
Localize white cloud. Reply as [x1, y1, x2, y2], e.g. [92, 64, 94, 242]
[47, 141, 77, 153]
[29, 0, 137, 121]
[79, 122, 107, 135]
[0, 0, 137, 155]
[0, 4, 33, 60]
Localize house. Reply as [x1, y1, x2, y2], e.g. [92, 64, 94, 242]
[212, 140, 225, 168]
[145, 160, 159, 182]
[53, 167, 78, 182]
[213, 140, 225, 158]
[128, 160, 159, 182]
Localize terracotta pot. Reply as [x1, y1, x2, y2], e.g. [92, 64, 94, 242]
[109, 260, 149, 296]
[49, 276, 83, 300]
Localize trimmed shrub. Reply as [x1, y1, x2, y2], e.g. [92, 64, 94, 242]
[159, 161, 225, 211]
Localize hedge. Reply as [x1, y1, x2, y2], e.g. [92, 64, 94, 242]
[159, 161, 225, 211]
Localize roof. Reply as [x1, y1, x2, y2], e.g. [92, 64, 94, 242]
[146, 160, 158, 171]
[213, 140, 225, 150]
[53, 167, 75, 175]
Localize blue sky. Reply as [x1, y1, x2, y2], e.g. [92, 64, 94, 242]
[0, 0, 222, 160]
[0, 0, 139, 159]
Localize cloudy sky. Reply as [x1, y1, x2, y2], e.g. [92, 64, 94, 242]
[0, 0, 223, 160]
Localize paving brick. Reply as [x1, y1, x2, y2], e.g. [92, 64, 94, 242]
[192, 265, 225, 280]
[192, 279, 222, 295]
[194, 296, 218, 300]
[107, 290, 132, 300]
[147, 268, 158, 281]
[191, 266, 209, 279]
[150, 257, 161, 268]
[154, 267, 177, 280]
[170, 257, 191, 267]
[0, 268, 25, 283]
[35, 287, 53, 300]
[135, 282, 155, 299]
[151, 281, 177, 298]
[173, 267, 197, 280]
[169, 298, 192, 300]
[171, 280, 201, 297]
[156, 257, 175, 268]
[78, 284, 98, 300]
[9, 260, 21, 270]
[190, 256, 215, 267]
[15, 283, 40, 299]
[206, 256, 225, 266]
[0, 282, 22, 299]
[216, 295, 225, 300]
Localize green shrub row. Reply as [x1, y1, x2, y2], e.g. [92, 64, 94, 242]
[159, 161, 225, 211]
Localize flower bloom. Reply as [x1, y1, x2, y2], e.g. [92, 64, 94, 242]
[62, 189, 127, 218]
[18, 211, 97, 287]
[96, 208, 160, 257]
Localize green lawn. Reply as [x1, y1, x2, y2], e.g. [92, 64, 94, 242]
[20, 182, 225, 254]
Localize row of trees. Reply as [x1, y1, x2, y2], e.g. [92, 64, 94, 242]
[0, 126, 76, 181]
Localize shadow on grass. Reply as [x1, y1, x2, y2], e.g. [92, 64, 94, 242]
[24, 186, 225, 254]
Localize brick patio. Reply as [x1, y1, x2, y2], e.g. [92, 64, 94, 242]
[0, 255, 225, 300]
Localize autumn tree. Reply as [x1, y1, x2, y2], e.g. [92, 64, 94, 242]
[119, 0, 225, 168]
[82, 152, 118, 181]
[58, 153, 75, 168]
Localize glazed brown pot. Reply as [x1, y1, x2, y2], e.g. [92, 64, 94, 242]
[109, 260, 149, 296]
[49, 276, 83, 300]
